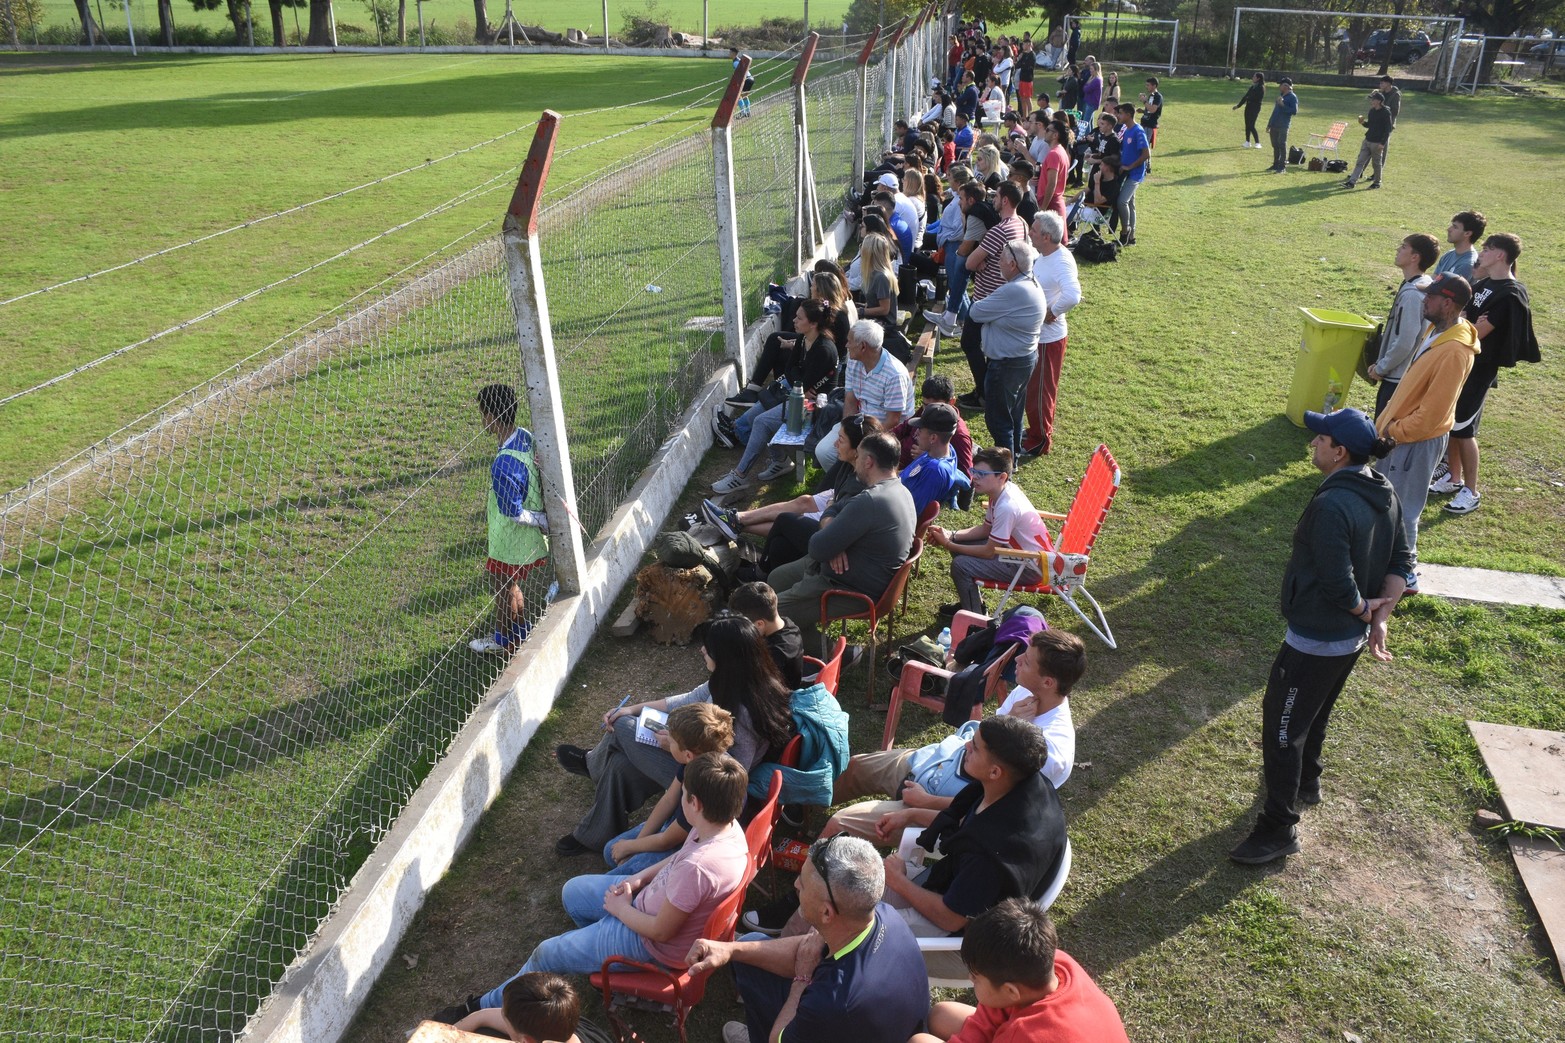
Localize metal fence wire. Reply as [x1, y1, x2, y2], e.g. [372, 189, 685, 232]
[0, 29, 918, 1043]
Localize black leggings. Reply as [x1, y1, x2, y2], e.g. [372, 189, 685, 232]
[760, 513, 821, 574]
[1244, 106, 1261, 144]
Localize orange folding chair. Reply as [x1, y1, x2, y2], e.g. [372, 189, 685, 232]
[592, 772, 782, 1043]
[881, 610, 1018, 749]
[976, 444, 1121, 648]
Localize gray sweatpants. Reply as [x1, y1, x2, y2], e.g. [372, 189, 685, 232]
[1378, 433, 1447, 569]
[571, 715, 681, 848]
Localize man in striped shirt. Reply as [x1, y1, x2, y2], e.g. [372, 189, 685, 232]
[956, 182, 1027, 410]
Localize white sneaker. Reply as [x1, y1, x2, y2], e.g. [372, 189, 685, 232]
[1443, 487, 1481, 514]
[1428, 475, 1463, 495]
[922, 307, 955, 328]
[469, 636, 507, 654]
[711, 469, 752, 494]
[757, 458, 795, 481]
[1430, 460, 1451, 484]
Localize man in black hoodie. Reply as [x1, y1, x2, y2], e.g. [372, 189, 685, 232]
[1230, 408, 1414, 865]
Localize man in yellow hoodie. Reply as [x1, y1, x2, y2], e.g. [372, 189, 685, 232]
[1373, 273, 1479, 591]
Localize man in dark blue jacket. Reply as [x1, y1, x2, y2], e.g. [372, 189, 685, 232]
[1230, 408, 1414, 865]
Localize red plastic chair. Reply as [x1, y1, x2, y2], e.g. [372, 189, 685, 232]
[800, 636, 848, 697]
[911, 501, 940, 579]
[976, 444, 1121, 648]
[819, 538, 925, 699]
[591, 772, 783, 1043]
[880, 610, 1018, 749]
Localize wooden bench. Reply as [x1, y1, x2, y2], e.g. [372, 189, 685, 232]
[914, 328, 939, 382]
[1307, 121, 1348, 160]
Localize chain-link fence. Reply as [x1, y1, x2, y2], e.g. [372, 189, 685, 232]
[0, 21, 920, 1041]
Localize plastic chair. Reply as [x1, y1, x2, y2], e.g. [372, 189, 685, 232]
[591, 772, 782, 1043]
[910, 837, 1073, 988]
[976, 445, 1120, 648]
[911, 501, 941, 579]
[800, 636, 848, 697]
[819, 538, 924, 699]
[880, 610, 1017, 750]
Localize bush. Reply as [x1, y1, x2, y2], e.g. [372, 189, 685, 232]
[717, 17, 805, 51]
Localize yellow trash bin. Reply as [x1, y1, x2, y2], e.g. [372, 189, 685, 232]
[1285, 307, 1378, 427]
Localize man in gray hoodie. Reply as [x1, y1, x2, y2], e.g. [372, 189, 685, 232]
[1230, 408, 1413, 865]
[1366, 232, 1437, 415]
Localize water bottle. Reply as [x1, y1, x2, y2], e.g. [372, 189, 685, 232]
[1323, 367, 1343, 412]
[546, 580, 560, 604]
[785, 384, 806, 435]
[937, 627, 952, 656]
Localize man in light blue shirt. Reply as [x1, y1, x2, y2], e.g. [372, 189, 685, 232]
[1433, 210, 1485, 278]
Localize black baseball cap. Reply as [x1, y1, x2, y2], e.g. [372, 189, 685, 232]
[1304, 407, 1377, 457]
[1420, 272, 1473, 307]
[909, 403, 960, 436]
[1277, 77, 1293, 86]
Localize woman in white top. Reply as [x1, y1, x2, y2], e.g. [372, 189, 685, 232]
[901, 169, 928, 247]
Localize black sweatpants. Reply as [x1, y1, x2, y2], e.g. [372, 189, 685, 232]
[760, 512, 820, 574]
[1258, 641, 1362, 834]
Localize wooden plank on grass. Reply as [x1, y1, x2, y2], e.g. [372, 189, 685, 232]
[1468, 721, 1565, 830]
[610, 601, 641, 638]
[1506, 834, 1565, 968]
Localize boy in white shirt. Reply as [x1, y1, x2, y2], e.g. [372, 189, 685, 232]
[927, 447, 1050, 612]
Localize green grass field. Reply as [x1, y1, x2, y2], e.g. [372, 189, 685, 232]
[23, 0, 857, 44]
[2, 49, 1564, 1043]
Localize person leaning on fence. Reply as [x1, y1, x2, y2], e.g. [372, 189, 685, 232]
[909, 899, 1131, 1043]
[469, 383, 549, 655]
[466, 753, 751, 1002]
[1265, 77, 1299, 174]
[1340, 91, 1392, 190]
[1366, 233, 1438, 417]
[769, 431, 917, 651]
[688, 835, 930, 1043]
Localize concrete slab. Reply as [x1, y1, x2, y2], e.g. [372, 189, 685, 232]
[1468, 722, 1565, 831]
[1416, 563, 1565, 610]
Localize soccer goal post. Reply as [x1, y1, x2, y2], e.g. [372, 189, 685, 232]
[1064, 13, 1180, 75]
[1229, 8, 1465, 91]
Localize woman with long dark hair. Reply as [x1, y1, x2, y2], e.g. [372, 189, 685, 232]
[552, 616, 795, 856]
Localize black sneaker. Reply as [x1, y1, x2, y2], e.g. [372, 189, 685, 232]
[1228, 827, 1300, 865]
[555, 833, 593, 857]
[1296, 787, 1322, 809]
[955, 391, 984, 410]
[702, 499, 744, 541]
[726, 385, 763, 410]
[935, 602, 962, 621]
[555, 744, 590, 777]
[432, 995, 483, 1025]
[712, 413, 742, 449]
[741, 890, 800, 936]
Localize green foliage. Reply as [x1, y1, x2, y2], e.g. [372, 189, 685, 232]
[843, 0, 923, 36]
[1, 0, 46, 35]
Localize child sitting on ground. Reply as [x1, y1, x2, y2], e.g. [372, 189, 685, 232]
[601, 703, 735, 877]
[910, 899, 1129, 1043]
[453, 971, 582, 1042]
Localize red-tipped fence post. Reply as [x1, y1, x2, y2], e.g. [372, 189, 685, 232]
[501, 110, 587, 598]
[853, 25, 882, 195]
[711, 58, 751, 383]
[793, 32, 822, 274]
[883, 19, 908, 152]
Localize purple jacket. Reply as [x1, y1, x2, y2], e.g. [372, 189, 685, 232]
[1082, 74, 1102, 110]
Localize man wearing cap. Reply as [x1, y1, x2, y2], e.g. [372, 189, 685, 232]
[1341, 91, 1391, 189]
[1266, 78, 1299, 173]
[1230, 408, 1411, 865]
[898, 404, 972, 516]
[1372, 273, 1479, 588]
[928, 446, 1050, 612]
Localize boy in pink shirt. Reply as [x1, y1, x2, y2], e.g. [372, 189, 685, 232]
[456, 753, 751, 1015]
[910, 899, 1129, 1043]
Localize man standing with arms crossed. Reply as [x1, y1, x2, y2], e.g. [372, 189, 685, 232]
[1230, 408, 1411, 864]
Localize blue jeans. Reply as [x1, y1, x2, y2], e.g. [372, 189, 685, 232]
[984, 355, 1035, 457]
[942, 246, 970, 318]
[479, 874, 655, 1006]
[602, 822, 674, 878]
[739, 403, 788, 474]
[732, 931, 790, 1043]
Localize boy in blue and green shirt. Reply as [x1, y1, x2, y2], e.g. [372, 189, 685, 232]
[470, 383, 548, 654]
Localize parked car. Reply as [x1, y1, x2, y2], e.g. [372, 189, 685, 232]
[1356, 29, 1433, 63]
[1102, 0, 1140, 12]
[1527, 39, 1565, 60]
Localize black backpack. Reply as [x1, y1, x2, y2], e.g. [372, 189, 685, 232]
[1072, 229, 1119, 264]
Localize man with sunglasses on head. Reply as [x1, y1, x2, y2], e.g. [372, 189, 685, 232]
[687, 834, 929, 1043]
